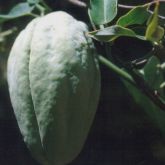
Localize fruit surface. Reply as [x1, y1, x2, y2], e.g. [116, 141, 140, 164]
[7, 11, 100, 165]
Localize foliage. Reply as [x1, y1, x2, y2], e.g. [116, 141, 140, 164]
[88, 0, 165, 137]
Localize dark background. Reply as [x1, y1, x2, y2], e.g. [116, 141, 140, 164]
[0, 0, 165, 165]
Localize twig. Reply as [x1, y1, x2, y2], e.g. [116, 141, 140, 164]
[148, 9, 165, 19]
[0, 27, 17, 37]
[130, 69, 165, 110]
[118, 4, 136, 9]
[118, 0, 165, 9]
[118, 1, 165, 20]
[68, 0, 87, 7]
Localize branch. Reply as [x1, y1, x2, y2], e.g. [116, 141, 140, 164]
[118, 1, 165, 19]
[99, 55, 165, 111]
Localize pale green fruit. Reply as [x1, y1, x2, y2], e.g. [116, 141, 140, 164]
[7, 11, 100, 165]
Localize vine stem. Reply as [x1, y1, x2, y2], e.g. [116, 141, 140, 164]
[99, 55, 165, 111]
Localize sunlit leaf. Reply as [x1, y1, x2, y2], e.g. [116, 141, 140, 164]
[88, 25, 145, 42]
[89, 0, 118, 25]
[148, 25, 164, 42]
[145, 2, 164, 42]
[0, 3, 35, 23]
[117, 5, 150, 27]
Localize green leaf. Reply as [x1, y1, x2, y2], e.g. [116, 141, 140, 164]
[89, 0, 118, 25]
[0, 3, 35, 23]
[117, 5, 150, 27]
[143, 56, 164, 92]
[123, 56, 165, 136]
[145, 2, 164, 42]
[88, 25, 145, 42]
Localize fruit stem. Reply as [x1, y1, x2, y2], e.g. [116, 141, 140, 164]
[40, 0, 52, 12]
[36, 4, 45, 16]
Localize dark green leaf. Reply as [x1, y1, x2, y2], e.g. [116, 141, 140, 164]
[143, 56, 164, 92]
[89, 0, 118, 25]
[123, 56, 165, 136]
[117, 5, 150, 27]
[88, 25, 145, 42]
[0, 3, 35, 23]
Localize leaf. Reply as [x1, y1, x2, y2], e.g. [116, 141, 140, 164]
[0, 3, 35, 23]
[89, 0, 118, 25]
[149, 25, 164, 42]
[145, 2, 164, 42]
[143, 56, 164, 92]
[117, 5, 150, 27]
[123, 56, 165, 136]
[88, 25, 145, 42]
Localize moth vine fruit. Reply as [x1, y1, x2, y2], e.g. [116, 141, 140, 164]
[7, 11, 100, 165]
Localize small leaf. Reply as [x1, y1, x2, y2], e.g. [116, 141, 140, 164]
[89, 0, 118, 25]
[145, 2, 163, 42]
[88, 25, 145, 42]
[117, 5, 150, 27]
[143, 56, 164, 91]
[0, 3, 35, 23]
